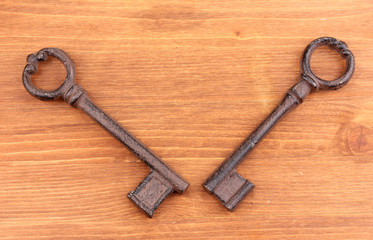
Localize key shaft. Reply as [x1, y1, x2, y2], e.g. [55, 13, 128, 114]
[67, 86, 188, 193]
[204, 80, 311, 192]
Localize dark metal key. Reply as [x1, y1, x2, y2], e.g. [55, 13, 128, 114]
[203, 37, 355, 211]
[22, 48, 189, 218]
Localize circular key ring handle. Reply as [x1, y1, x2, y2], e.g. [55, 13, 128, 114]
[301, 37, 355, 90]
[23, 48, 76, 101]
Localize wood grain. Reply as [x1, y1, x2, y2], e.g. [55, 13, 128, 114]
[0, 0, 372, 239]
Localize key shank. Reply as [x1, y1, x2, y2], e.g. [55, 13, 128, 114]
[65, 84, 188, 194]
[203, 80, 312, 210]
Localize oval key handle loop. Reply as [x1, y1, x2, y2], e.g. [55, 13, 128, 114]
[23, 48, 77, 101]
[301, 37, 355, 90]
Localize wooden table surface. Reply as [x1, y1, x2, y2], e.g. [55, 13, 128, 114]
[1, 0, 372, 239]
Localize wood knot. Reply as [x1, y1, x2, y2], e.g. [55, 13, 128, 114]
[338, 123, 372, 155]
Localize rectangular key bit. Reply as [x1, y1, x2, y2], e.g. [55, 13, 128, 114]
[205, 171, 254, 211]
[128, 171, 174, 218]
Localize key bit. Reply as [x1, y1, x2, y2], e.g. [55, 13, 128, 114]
[203, 37, 355, 211]
[22, 48, 189, 218]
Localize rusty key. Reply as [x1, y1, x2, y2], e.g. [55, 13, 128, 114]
[203, 37, 355, 211]
[22, 48, 189, 217]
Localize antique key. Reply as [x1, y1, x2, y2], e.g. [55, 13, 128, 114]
[22, 48, 189, 218]
[203, 37, 355, 211]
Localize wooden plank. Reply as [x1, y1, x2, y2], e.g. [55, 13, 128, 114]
[0, 0, 372, 239]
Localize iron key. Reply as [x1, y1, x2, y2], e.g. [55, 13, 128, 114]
[22, 48, 189, 218]
[203, 37, 355, 211]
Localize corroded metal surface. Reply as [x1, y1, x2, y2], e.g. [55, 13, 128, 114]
[203, 37, 355, 211]
[22, 48, 189, 218]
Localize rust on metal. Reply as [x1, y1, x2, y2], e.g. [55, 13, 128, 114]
[22, 48, 189, 218]
[203, 37, 355, 211]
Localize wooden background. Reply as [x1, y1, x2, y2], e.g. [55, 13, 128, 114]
[0, 0, 372, 239]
